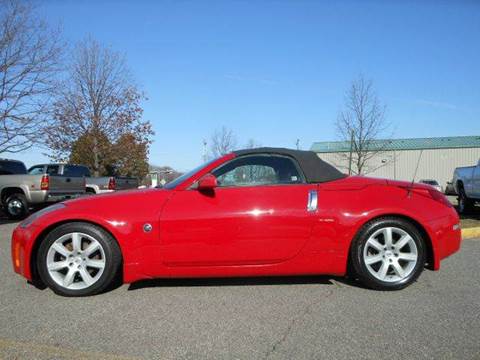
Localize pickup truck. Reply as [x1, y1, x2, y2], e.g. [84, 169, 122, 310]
[452, 159, 480, 213]
[86, 176, 139, 194]
[29, 163, 139, 194]
[0, 159, 85, 219]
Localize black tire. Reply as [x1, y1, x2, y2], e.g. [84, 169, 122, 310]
[37, 222, 122, 297]
[350, 217, 426, 291]
[4, 193, 29, 220]
[457, 185, 474, 214]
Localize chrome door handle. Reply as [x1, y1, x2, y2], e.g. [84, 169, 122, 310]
[307, 190, 318, 212]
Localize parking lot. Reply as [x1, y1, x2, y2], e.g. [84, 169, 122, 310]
[0, 222, 478, 359]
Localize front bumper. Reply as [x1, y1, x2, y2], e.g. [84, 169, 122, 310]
[11, 225, 33, 280]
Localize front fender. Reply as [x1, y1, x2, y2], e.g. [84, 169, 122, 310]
[13, 188, 172, 282]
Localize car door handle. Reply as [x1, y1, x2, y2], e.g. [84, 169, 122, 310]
[307, 190, 318, 212]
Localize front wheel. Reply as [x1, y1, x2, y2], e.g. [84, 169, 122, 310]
[37, 222, 122, 296]
[350, 218, 426, 291]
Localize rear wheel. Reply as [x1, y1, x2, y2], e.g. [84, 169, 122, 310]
[458, 185, 474, 214]
[37, 222, 121, 296]
[350, 217, 426, 290]
[4, 193, 29, 220]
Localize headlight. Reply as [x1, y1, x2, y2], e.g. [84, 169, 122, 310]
[20, 203, 67, 228]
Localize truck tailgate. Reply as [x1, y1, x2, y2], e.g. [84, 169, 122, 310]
[48, 175, 85, 195]
[115, 177, 138, 190]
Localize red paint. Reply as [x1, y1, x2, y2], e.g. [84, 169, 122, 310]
[11, 153, 461, 284]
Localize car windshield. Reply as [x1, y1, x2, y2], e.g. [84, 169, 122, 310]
[163, 158, 219, 189]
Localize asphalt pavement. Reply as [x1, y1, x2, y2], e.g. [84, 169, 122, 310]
[0, 221, 479, 359]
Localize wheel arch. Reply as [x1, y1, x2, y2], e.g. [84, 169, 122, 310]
[29, 219, 124, 287]
[1, 187, 26, 205]
[348, 213, 435, 271]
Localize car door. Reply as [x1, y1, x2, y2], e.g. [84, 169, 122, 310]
[159, 154, 319, 266]
[46, 165, 83, 195]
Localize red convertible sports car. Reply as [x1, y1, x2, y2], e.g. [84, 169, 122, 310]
[12, 148, 461, 296]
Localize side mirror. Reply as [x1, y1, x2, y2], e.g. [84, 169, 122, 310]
[197, 173, 217, 191]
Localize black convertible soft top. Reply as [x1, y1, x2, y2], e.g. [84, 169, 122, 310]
[233, 147, 346, 183]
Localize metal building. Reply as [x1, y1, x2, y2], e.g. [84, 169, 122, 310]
[310, 136, 480, 190]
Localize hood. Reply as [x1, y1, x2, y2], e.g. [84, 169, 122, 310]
[63, 188, 173, 214]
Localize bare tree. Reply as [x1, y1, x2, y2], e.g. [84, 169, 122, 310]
[245, 138, 262, 149]
[0, 0, 62, 154]
[335, 75, 391, 175]
[208, 126, 237, 159]
[46, 37, 153, 176]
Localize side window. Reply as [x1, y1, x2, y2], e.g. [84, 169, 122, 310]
[212, 155, 304, 187]
[0, 161, 27, 175]
[64, 165, 90, 177]
[28, 165, 45, 175]
[46, 165, 60, 176]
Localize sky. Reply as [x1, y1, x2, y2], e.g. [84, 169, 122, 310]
[14, 0, 480, 171]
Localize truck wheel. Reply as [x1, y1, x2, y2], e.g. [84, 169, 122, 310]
[5, 193, 29, 220]
[458, 186, 474, 214]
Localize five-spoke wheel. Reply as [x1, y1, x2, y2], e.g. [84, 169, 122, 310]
[351, 217, 426, 290]
[38, 222, 121, 297]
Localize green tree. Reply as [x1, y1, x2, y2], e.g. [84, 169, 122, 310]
[112, 133, 149, 178]
[69, 131, 114, 175]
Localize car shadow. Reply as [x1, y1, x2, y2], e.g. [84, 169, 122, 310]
[457, 207, 480, 220]
[0, 215, 18, 225]
[127, 275, 358, 291]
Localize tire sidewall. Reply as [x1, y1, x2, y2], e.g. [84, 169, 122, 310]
[352, 218, 426, 290]
[458, 187, 472, 214]
[5, 194, 29, 220]
[37, 222, 120, 297]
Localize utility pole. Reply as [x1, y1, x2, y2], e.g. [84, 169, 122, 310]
[295, 139, 300, 150]
[348, 130, 354, 175]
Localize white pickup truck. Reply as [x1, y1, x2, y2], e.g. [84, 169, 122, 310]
[453, 159, 480, 213]
[29, 163, 139, 194]
[0, 159, 85, 219]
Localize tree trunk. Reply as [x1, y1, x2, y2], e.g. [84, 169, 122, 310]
[92, 134, 100, 177]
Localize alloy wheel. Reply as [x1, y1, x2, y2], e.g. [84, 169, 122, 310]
[363, 226, 418, 282]
[46, 232, 106, 290]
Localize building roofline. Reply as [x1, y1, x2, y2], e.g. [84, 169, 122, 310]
[310, 135, 480, 153]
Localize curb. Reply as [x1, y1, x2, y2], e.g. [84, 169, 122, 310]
[462, 227, 480, 240]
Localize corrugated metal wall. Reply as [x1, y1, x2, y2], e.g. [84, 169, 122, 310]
[317, 148, 480, 188]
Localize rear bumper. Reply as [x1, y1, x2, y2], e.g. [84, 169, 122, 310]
[28, 190, 85, 205]
[46, 193, 85, 203]
[95, 189, 114, 194]
[428, 213, 462, 270]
